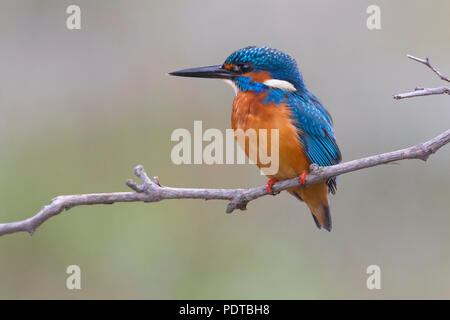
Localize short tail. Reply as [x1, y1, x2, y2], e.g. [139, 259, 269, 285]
[309, 204, 332, 232]
[289, 182, 332, 232]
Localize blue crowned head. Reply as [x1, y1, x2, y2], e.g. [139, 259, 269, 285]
[222, 46, 305, 91]
[169, 46, 306, 94]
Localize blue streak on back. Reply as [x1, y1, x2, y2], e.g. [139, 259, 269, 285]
[285, 90, 341, 193]
[285, 91, 341, 168]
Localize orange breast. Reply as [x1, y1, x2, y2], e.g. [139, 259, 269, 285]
[231, 91, 311, 180]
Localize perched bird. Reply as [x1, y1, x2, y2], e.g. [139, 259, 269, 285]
[169, 46, 341, 231]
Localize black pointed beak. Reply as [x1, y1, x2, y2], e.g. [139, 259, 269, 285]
[169, 65, 234, 79]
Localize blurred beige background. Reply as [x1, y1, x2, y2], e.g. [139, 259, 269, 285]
[0, 0, 449, 299]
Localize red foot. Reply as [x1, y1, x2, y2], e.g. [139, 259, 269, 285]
[266, 178, 278, 195]
[299, 171, 307, 186]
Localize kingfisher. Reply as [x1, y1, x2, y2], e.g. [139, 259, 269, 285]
[169, 46, 341, 231]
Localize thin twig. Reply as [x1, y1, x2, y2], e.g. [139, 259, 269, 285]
[393, 87, 450, 99]
[0, 129, 449, 237]
[393, 54, 450, 99]
[406, 55, 449, 82]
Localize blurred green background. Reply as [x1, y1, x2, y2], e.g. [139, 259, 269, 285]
[0, 0, 449, 299]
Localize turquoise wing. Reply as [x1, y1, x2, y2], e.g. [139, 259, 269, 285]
[286, 92, 342, 193]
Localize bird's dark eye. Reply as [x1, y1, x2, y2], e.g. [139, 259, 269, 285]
[229, 63, 252, 74]
[240, 63, 252, 73]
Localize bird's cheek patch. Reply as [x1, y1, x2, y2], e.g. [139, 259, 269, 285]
[246, 71, 272, 83]
[222, 63, 233, 70]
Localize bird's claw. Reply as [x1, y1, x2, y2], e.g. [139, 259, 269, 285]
[299, 171, 307, 186]
[266, 179, 279, 195]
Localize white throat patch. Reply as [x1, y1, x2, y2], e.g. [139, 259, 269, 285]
[223, 79, 239, 96]
[263, 79, 297, 91]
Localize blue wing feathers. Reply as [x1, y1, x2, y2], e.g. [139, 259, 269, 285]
[284, 91, 342, 193]
[260, 87, 341, 191]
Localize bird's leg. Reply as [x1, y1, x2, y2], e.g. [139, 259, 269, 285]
[265, 178, 279, 195]
[298, 171, 307, 186]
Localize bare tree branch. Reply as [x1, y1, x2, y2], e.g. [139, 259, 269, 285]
[406, 55, 450, 82]
[0, 53, 449, 237]
[393, 86, 450, 99]
[0, 129, 448, 237]
[393, 54, 450, 99]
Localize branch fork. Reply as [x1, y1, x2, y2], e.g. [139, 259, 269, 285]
[126, 165, 163, 197]
[393, 54, 450, 99]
